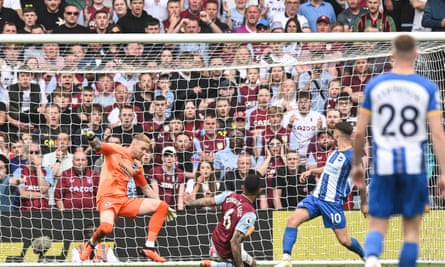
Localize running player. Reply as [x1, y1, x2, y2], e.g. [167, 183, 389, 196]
[352, 34, 445, 267]
[275, 121, 367, 267]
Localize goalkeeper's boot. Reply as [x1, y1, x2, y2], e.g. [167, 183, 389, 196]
[140, 247, 167, 262]
[79, 241, 95, 261]
[274, 254, 292, 267]
[200, 259, 212, 267]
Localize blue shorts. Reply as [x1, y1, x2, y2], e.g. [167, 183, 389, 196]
[368, 173, 429, 218]
[297, 195, 346, 229]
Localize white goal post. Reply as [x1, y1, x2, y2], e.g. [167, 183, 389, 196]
[0, 32, 445, 266]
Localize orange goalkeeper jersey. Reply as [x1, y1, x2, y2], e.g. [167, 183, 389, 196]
[96, 143, 147, 201]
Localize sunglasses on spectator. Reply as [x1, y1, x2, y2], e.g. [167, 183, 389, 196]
[29, 150, 40, 155]
[65, 11, 79, 16]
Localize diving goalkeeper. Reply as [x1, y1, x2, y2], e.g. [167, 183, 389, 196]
[79, 130, 177, 262]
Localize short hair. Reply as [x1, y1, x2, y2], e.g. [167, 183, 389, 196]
[393, 34, 417, 60]
[145, 17, 160, 28]
[95, 9, 109, 18]
[268, 106, 284, 116]
[23, 7, 37, 15]
[338, 92, 352, 102]
[334, 121, 353, 136]
[243, 173, 261, 195]
[297, 91, 311, 101]
[133, 133, 151, 145]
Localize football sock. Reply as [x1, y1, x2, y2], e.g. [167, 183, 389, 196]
[91, 222, 113, 245]
[282, 226, 298, 255]
[213, 261, 233, 267]
[365, 231, 384, 258]
[347, 237, 364, 258]
[148, 201, 169, 242]
[399, 242, 418, 267]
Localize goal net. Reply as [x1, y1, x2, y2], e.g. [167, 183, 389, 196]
[0, 33, 445, 265]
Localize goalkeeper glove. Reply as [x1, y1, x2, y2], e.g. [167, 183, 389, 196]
[166, 207, 177, 222]
[81, 128, 96, 141]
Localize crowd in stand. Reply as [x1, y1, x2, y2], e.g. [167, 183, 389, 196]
[0, 0, 444, 212]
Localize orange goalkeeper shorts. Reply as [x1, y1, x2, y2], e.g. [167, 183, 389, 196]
[97, 197, 144, 218]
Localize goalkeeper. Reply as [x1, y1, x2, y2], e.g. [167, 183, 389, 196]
[79, 130, 177, 262]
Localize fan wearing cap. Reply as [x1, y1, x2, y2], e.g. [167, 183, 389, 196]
[148, 146, 185, 211]
[316, 15, 331, 32]
[298, 0, 336, 32]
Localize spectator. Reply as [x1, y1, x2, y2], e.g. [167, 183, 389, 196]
[273, 150, 310, 208]
[117, 0, 155, 33]
[93, 73, 116, 107]
[42, 131, 73, 179]
[194, 113, 226, 162]
[0, 1, 23, 30]
[383, 0, 414, 31]
[412, 0, 431, 32]
[144, 0, 168, 23]
[110, 105, 144, 146]
[181, 99, 203, 137]
[143, 17, 165, 58]
[337, 92, 357, 126]
[246, 86, 271, 135]
[6, 66, 46, 135]
[54, 151, 100, 211]
[72, 86, 95, 123]
[175, 17, 209, 62]
[37, 43, 64, 72]
[0, 154, 22, 211]
[228, 45, 253, 85]
[174, 131, 200, 179]
[298, 51, 333, 113]
[235, 5, 261, 33]
[259, 42, 298, 79]
[228, 0, 247, 32]
[92, 9, 112, 33]
[273, 0, 310, 32]
[10, 140, 27, 174]
[149, 146, 185, 210]
[282, 91, 326, 166]
[213, 97, 233, 135]
[257, 106, 290, 157]
[342, 57, 372, 106]
[83, 0, 112, 31]
[32, 104, 70, 155]
[271, 79, 297, 112]
[220, 152, 268, 209]
[153, 116, 184, 163]
[53, 4, 90, 33]
[185, 160, 219, 205]
[353, 0, 396, 32]
[315, 15, 331, 32]
[214, 129, 256, 180]
[323, 78, 341, 112]
[1, 20, 17, 33]
[0, 43, 23, 101]
[201, 0, 230, 33]
[267, 66, 287, 99]
[179, 0, 213, 33]
[283, 18, 303, 59]
[163, 0, 182, 33]
[112, 0, 129, 23]
[337, 0, 368, 31]
[306, 130, 336, 177]
[49, 88, 82, 133]
[19, 7, 39, 33]
[104, 83, 142, 128]
[16, 142, 54, 211]
[256, 136, 286, 208]
[143, 95, 169, 139]
[36, 0, 64, 32]
[154, 73, 175, 119]
[134, 72, 155, 121]
[71, 223, 118, 262]
[298, 0, 336, 32]
[197, 57, 229, 110]
[421, 0, 445, 31]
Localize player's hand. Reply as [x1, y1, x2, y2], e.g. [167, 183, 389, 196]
[299, 170, 311, 183]
[351, 165, 366, 190]
[438, 174, 445, 198]
[166, 207, 177, 222]
[360, 204, 368, 218]
[81, 128, 95, 141]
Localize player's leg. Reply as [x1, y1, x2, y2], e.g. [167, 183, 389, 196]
[332, 228, 364, 259]
[365, 216, 389, 267]
[119, 198, 168, 262]
[80, 209, 116, 261]
[399, 215, 422, 267]
[275, 196, 318, 267]
[398, 174, 428, 267]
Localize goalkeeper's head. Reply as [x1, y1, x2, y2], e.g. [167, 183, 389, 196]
[242, 173, 262, 196]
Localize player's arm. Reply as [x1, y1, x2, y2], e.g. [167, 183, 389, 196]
[352, 109, 371, 189]
[140, 184, 159, 199]
[81, 128, 102, 151]
[428, 114, 445, 196]
[184, 195, 217, 207]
